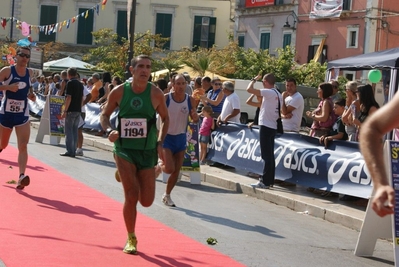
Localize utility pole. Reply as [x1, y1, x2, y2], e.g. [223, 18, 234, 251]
[125, 0, 137, 79]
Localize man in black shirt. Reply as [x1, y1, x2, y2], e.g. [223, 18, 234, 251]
[60, 67, 83, 157]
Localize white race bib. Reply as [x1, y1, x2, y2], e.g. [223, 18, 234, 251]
[5, 99, 24, 113]
[120, 118, 147, 138]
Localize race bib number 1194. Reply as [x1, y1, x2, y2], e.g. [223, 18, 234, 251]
[120, 118, 147, 138]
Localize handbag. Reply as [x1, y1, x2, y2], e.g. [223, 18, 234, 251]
[273, 89, 284, 134]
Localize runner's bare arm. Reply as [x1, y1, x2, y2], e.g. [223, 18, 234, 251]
[359, 91, 399, 216]
[0, 67, 15, 92]
[154, 87, 169, 144]
[189, 96, 199, 123]
[360, 93, 399, 187]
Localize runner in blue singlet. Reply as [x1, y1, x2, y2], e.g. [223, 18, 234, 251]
[0, 46, 36, 190]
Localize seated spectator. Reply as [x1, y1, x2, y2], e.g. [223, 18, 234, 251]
[306, 82, 336, 137]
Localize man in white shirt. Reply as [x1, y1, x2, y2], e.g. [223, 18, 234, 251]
[217, 81, 241, 125]
[247, 73, 282, 189]
[281, 78, 304, 132]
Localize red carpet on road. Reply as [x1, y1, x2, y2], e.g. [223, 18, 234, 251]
[0, 147, 244, 267]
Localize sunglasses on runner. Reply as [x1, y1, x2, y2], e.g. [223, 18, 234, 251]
[18, 53, 31, 58]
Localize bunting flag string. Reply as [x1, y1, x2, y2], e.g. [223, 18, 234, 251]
[0, 0, 107, 35]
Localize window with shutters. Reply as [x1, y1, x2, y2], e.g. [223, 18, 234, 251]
[238, 34, 245, 47]
[346, 25, 359, 48]
[77, 8, 93, 45]
[282, 33, 291, 48]
[156, 13, 172, 50]
[116, 10, 128, 44]
[342, 0, 352, 11]
[192, 16, 217, 49]
[39, 5, 57, 42]
[260, 32, 270, 50]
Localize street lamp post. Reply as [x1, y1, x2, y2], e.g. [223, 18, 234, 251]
[10, 0, 15, 42]
[125, 0, 137, 79]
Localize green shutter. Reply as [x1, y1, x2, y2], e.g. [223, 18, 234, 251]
[155, 13, 172, 50]
[283, 33, 291, 48]
[192, 16, 202, 49]
[77, 8, 94, 45]
[260, 32, 270, 50]
[238, 35, 245, 47]
[208, 17, 216, 48]
[39, 5, 57, 42]
[116, 10, 128, 44]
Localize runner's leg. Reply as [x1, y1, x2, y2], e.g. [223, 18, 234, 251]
[14, 122, 30, 175]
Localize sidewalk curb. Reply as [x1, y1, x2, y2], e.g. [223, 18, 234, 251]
[203, 173, 363, 231]
[29, 121, 365, 231]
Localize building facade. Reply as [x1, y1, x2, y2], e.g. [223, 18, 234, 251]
[234, 0, 399, 81]
[0, 0, 234, 51]
[235, 0, 297, 55]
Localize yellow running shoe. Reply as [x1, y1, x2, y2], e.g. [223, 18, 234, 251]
[115, 170, 121, 183]
[123, 233, 138, 254]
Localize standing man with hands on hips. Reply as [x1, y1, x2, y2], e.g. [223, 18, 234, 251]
[100, 55, 169, 255]
[0, 46, 36, 189]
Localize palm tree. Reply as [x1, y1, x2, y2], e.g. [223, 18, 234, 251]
[180, 47, 216, 77]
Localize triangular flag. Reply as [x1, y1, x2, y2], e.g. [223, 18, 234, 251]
[53, 23, 58, 33]
[81, 12, 85, 18]
[96, 4, 100, 15]
[102, 0, 107, 10]
[59, 23, 62, 32]
[1, 19, 6, 29]
[66, 19, 70, 28]
[63, 20, 67, 26]
[72, 17, 76, 23]
[85, 10, 89, 19]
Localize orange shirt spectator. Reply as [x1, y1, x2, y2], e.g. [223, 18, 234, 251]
[89, 73, 102, 102]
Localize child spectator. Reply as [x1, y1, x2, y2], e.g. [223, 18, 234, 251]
[318, 98, 348, 197]
[319, 98, 348, 148]
[199, 106, 215, 165]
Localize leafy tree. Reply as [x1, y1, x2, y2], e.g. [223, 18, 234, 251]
[83, 28, 168, 78]
[293, 60, 327, 88]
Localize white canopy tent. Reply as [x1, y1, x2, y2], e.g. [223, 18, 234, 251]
[43, 57, 103, 77]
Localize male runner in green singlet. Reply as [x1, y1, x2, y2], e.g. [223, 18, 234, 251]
[100, 55, 169, 254]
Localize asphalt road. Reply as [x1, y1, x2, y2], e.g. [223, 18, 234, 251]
[1, 127, 395, 267]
